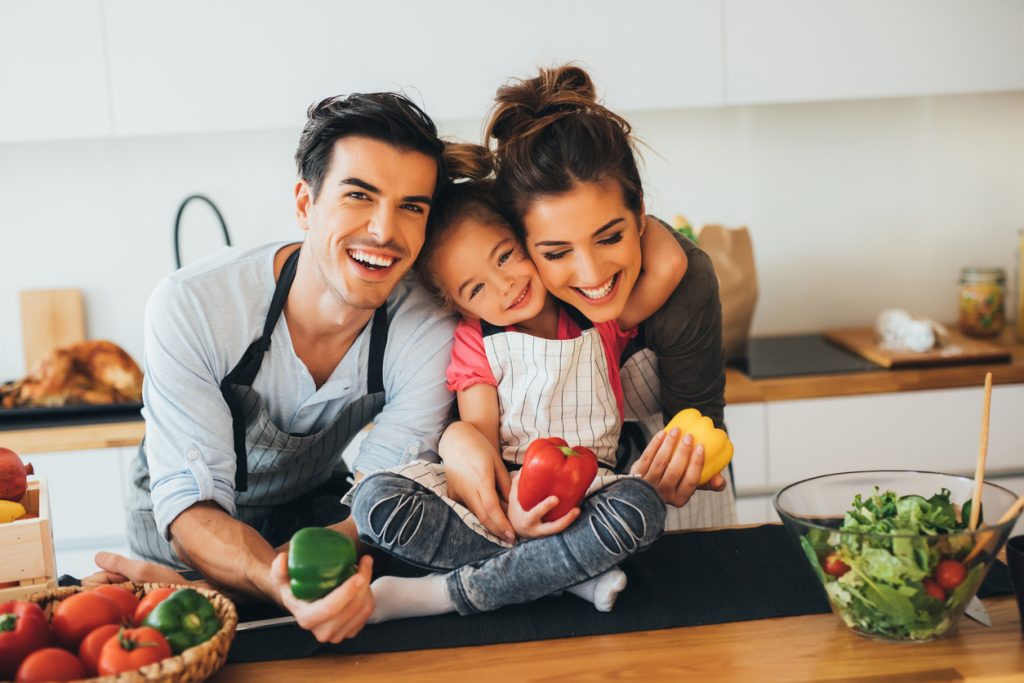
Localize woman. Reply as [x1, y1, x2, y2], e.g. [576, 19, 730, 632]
[440, 64, 735, 533]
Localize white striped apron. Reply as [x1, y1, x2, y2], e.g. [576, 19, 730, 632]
[373, 306, 633, 546]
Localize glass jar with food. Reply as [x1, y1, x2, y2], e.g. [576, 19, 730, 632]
[958, 267, 1005, 337]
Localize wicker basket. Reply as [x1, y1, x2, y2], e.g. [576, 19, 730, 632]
[25, 582, 238, 683]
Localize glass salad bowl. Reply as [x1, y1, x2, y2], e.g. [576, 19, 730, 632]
[774, 470, 1020, 642]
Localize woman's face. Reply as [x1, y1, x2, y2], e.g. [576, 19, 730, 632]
[522, 179, 644, 323]
[431, 217, 548, 327]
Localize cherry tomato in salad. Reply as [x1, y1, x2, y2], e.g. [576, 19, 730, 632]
[92, 585, 140, 625]
[78, 623, 121, 676]
[822, 552, 850, 577]
[14, 647, 85, 682]
[935, 559, 966, 590]
[923, 578, 946, 601]
[51, 591, 121, 650]
[133, 587, 177, 626]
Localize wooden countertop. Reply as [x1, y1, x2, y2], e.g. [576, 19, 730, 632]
[726, 330, 1024, 404]
[213, 595, 1024, 682]
[4, 333, 1023, 454]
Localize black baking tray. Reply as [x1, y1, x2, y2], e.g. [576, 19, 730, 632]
[0, 402, 143, 431]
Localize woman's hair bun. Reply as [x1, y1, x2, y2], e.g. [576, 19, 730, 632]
[487, 64, 602, 150]
[443, 141, 494, 182]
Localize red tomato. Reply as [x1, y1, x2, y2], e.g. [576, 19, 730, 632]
[14, 647, 85, 682]
[51, 591, 121, 650]
[92, 585, 140, 625]
[822, 552, 850, 578]
[923, 578, 947, 601]
[78, 623, 121, 676]
[97, 626, 172, 676]
[935, 559, 967, 590]
[133, 587, 177, 626]
[0, 601, 52, 679]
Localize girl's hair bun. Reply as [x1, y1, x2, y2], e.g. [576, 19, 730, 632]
[444, 141, 494, 182]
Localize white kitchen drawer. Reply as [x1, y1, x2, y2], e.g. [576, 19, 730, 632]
[725, 402, 768, 493]
[766, 386, 1024, 487]
[735, 495, 778, 526]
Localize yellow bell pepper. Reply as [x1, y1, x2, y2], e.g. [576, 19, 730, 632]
[0, 500, 26, 523]
[664, 408, 733, 485]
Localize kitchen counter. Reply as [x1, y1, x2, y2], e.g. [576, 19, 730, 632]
[726, 330, 1024, 404]
[4, 332, 1023, 455]
[213, 592, 1023, 682]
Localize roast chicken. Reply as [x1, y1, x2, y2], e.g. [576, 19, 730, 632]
[0, 340, 143, 408]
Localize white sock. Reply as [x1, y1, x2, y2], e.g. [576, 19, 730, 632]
[368, 573, 456, 623]
[566, 568, 628, 612]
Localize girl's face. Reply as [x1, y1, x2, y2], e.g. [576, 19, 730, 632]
[521, 179, 644, 324]
[432, 217, 548, 326]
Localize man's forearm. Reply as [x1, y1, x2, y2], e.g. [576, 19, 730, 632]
[169, 502, 280, 605]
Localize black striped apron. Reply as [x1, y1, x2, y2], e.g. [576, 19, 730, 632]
[126, 248, 389, 568]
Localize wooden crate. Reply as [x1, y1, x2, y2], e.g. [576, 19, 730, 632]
[0, 477, 57, 600]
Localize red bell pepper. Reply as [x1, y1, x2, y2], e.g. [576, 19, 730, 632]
[0, 600, 52, 679]
[517, 437, 599, 522]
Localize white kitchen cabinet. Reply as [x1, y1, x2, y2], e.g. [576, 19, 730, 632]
[27, 447, 130, 551]
[724, 0, 1024, 105]
[100, 0, 723, 137]
[765, 385, 1024, 487]
[0, 0, 112, 143]
[724, 402, 768, 492]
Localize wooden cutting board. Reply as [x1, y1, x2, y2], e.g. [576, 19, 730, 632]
[824, 326, 1012, 368]
[19, 289, 85, 373]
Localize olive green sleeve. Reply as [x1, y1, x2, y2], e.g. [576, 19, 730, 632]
[642, 219, 727, 430]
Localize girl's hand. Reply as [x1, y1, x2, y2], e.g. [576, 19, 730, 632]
[507, 471, 580, 539]
[631, 428, 726, 507]
[444, 446, 516, 544]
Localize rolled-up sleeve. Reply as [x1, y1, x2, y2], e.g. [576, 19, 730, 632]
[354, 292, 456, 474]
[142, 279, 238, 539]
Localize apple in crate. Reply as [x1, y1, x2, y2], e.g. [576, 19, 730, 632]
[0, 447, 27, 502]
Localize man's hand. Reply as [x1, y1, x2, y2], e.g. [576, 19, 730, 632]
[631, 428, 727, 507]
[83, 552, 193, 588]
[269, 552, 374, 644]
[443, 447, 516, 544]
[506, 471, 579, 539]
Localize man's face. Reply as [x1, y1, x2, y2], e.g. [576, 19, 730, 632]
[296, 136, 437, 310]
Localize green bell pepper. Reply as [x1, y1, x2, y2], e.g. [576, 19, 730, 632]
[142, 588, 220, 654]
[288, 527, 358, 601]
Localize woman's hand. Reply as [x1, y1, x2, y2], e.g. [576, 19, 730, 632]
[631, 428, 727, 507]
[506, 471, 580, 540]
[442, 446, 516, 544]
[269, 552, 374, 644]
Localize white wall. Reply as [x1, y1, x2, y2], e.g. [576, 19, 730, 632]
[2, 90, 1023, 380]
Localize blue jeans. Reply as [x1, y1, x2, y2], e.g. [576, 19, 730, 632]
[350, 472, 665, 615]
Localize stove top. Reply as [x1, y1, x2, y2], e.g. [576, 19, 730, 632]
[730, 334, 882, 379]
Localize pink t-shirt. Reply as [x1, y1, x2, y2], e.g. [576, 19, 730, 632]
[446, 311, 636, 422]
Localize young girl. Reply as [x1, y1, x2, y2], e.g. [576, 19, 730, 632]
[350, 146, 694, 622]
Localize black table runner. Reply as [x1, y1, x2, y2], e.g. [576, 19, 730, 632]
[222, 524, 1014, 662]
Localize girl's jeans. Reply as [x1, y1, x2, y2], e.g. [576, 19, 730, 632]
[350, 473, 665, 615]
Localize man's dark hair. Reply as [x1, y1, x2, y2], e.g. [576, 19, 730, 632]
[295, 92, 447, 200]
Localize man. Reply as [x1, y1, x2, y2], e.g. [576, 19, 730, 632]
[97, 92, 456, 643]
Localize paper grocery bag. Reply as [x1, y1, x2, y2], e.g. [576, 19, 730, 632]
[697, 225, 758, 361]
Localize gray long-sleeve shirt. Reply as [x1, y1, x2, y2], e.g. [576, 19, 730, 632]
[141, 241, 456, 538]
